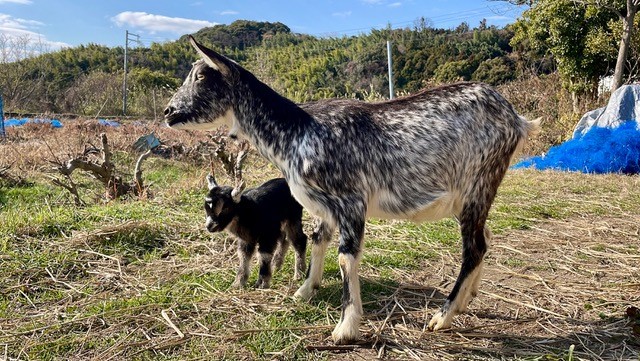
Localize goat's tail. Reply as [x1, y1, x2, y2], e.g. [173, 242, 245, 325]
[512, 116, 542, 163]
[524, 116, 542, 138]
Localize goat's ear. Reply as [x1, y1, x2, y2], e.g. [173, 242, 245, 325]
[206, 173, 218, 190]
[231, 180, 245, 203]
[189, 35, 232, 77]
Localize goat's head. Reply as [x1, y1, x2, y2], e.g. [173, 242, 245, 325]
[203, 141, 249, 233]
[204, 173, 244, 233]
[164, 36, 240, 132]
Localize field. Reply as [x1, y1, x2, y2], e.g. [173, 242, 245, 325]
[1, 121, 639, 360]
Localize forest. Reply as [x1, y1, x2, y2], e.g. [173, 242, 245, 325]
[0, 1, 639, 127]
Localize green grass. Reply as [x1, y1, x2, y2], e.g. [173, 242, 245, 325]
[1, 160, 639, 360]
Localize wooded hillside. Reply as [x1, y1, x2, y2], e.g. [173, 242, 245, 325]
[1, 2, 638, 121]
[0, 19, 534, 116]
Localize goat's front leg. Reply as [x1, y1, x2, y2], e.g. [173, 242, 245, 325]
[271, 234, 289, 272]
[294, 220, 333, 300]
[291, 224, 308, 280]
[332, 206, 366, 344]
[255, 240, 278, 288]
[255, 252, 274, 288]
[232, 239, 256, 288]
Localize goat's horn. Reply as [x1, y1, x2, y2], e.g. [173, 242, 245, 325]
[206, 173, 218, 190]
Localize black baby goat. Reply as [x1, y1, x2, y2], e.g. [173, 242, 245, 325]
[204, 145, 307, 289]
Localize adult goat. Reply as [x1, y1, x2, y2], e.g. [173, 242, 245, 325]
[165, 36, 539, 344]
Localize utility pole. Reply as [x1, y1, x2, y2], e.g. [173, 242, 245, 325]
[123, 30, 140, 116]
[0, 92, 5, 140]
[387, 40, 394, 99]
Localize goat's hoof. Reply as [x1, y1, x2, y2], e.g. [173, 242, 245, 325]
[331, 321, 360, 345]
[254, 280, 270, 289]
[427, 310, 453, 331]
[231, 280, 245, 289]
[293, 284, 316, 301]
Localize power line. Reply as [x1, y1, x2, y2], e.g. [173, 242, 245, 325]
[312, 4, 517, 37]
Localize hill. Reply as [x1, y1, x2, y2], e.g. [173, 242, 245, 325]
[0, 19, 532, 117]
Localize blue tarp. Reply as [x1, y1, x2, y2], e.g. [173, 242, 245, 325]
[514, 120, 640, 174]
[4, 118, 63, 128]
[4, 118, 124, 128]
[98, 119, 120, 127]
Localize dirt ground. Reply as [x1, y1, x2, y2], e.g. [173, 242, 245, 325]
[1, 124, 638, 360]
[331, 215, 640, 360]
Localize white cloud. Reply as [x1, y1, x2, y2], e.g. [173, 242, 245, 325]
[388, 2, 402, 8]
[111, 11, 217, 34]
[0, 13, 68, 54]
[0, 0, 33, 4]
[0, 13, 43, 30]
[220, 10, 239, 15]
[332, 11, 352, 18]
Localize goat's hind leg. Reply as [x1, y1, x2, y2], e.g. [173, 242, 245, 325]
[331, 209, 366, 344]
[428, 203, 490, 331]
[294, 219, 333, 300]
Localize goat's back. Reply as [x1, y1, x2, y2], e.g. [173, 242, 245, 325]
[291, 82, 533, 220]
[241, 178, 302, 221]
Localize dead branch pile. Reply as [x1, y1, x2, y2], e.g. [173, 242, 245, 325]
[49, 133, 152, 204]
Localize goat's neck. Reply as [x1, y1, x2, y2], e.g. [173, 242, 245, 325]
[233, 76, 310, 169]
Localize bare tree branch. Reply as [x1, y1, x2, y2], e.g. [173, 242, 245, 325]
[134, 149, 153, 192]
[49, 175, 84, 207]
[49, 133, 154, 203]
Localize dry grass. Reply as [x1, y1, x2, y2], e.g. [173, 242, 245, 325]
[0, 121, 638, 360]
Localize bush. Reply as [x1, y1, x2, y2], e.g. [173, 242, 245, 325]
[472, 57, 515, 85]
[434, 60, 474, 83]
[63, 71, 123, 116]
[497, 72, 604, 156]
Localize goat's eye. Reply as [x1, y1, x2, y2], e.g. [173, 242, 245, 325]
[196, 73, 205, 81]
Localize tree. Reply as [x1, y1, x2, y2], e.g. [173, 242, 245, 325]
[504, 0, 640, 90]
[599, 0, 640, 90]
[434, 60, 474, 82]
[472, 56, 516, 84]
[0, 34, 51, 111]
[511, 0, 623, 108]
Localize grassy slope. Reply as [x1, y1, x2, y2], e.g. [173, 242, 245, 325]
[0, 125, 639, 360]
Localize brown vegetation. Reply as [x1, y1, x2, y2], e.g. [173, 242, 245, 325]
[0, 118, 638, 360]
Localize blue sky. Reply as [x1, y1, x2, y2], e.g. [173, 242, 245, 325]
[1, 0, 525, 51]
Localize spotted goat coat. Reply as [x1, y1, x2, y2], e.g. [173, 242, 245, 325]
[164, 36, 539, 344]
